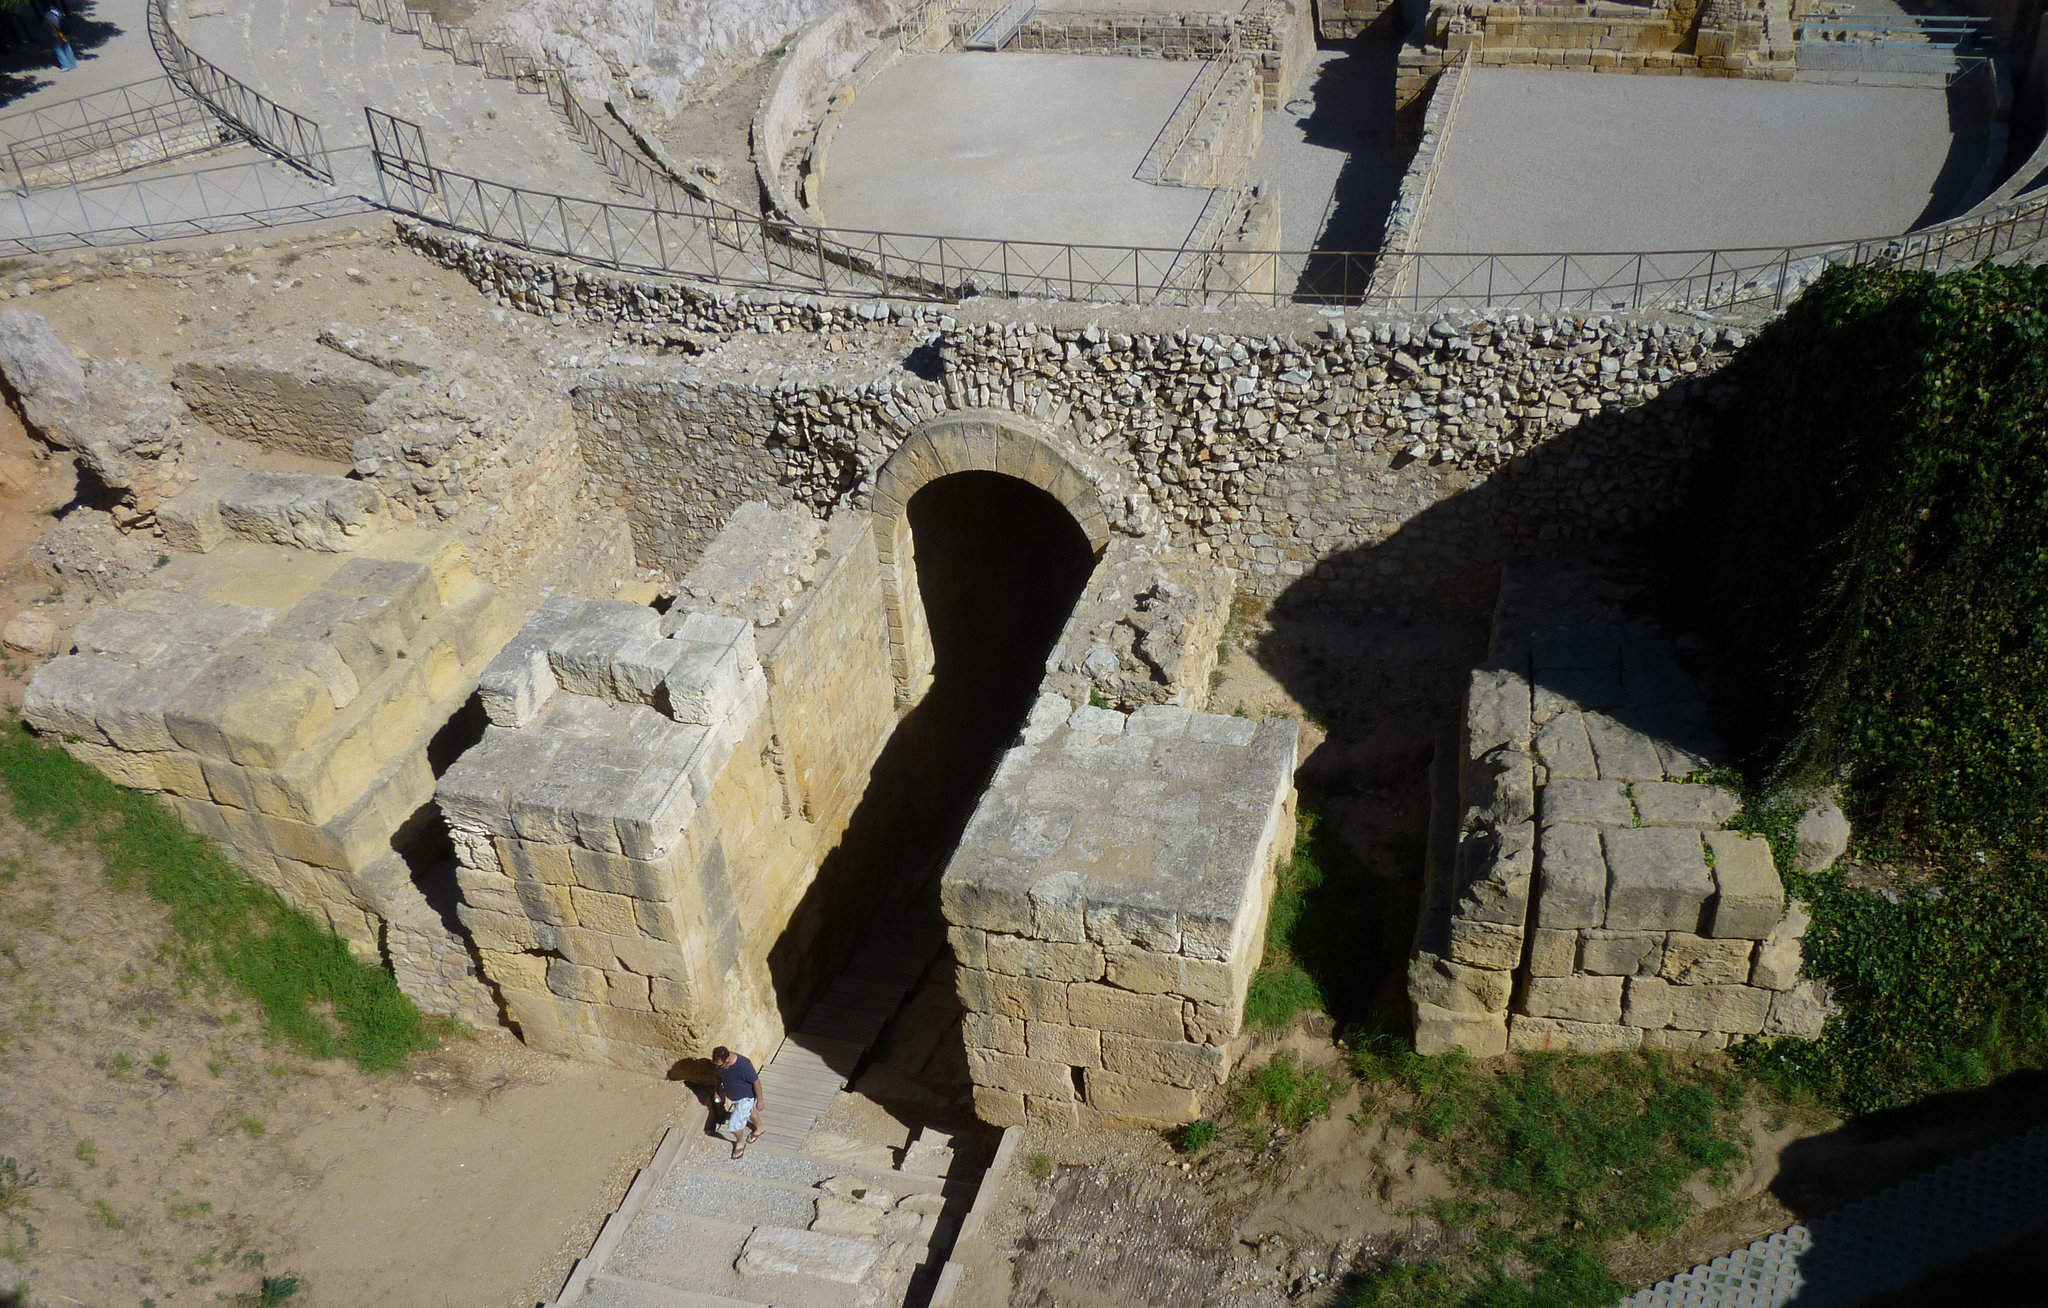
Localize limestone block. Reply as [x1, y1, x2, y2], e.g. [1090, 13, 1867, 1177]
[1413, 1003, 1508, 1056]
[1632, 782, 1741, 829]
[1026, 870, 1088, 945]
[1185, 712, 1256, 746]
[1026, 1021, 1102, 1067]
[1084, 900, 1181, 952]
[1750, 900, 1809, 991]
[973, 1084, 1027, 1127]
[164, 654, 331, 768]
[1510, 1016, 1643, 1053]
[546, 957, 607, 1004]
[982, 972, 1071, 1025]
[1448, 920, 1525, 970]
[661, 635, 746, 725]
[1408, 955, 1511, 1016]
[986, 936, 1105, 983]
[1183, 998, 1240, 1045]
[1762, 979, 1833, 1040]
[605, 969, 652, 1011]
[1457, 821, 1534, 926]
[501, 837, 574, 886]
[1067, 705, 1126, 736]
[0, 309, 86, 435]
[1602, 827, 1712, 932]
[948, 925, 989, 971]
[1527, 927, 1576, 977]
[940, 851, 1036, 936]
[607, 634, 682, 707]
[1065, 983, 1186, 1039]
[478, 948, 549, 993]
[23, 654, 128, 745]
[508, 772, 584, 848]
[1466, 667, 1532, 756]
[549, 627, 631, 699]
[1026, 1095, 1080, 1127]
[153, 751, 208, 797]
[1623, 978, 1770, 1034]
[966, 1048, 1076, 1099]
[1794, 794, 1849, 872]
[476, 638, 556, 728]
[667, 611, 757, 676]
[1534, 711, 1596, 782]
[1101, 1033, 1228, 1088]
[1659, 934, 1754, 986]
[1541, 779, 1633, 828]
[1128, 705, 1191, 738]
[579, 599, 663, 639]
[1643, 1028, 1729, 1052]
[96, 645, 217, 753]
[64, 740, 162, 791]
[1522, 975, 1623, 1024]
[568, 887, 638, 936]
[1021, 693, 1071, 745]
[1583, 713, 1667, 782]
[1464, 746, 1535, 827]
[215, 472, 386, 552]
[1080, 1070, 1202, 1124]
[1535, 822, 1607, 929]
[737, 1227, 877, 1285]
[1704, 830, 1784, 940]
[1104, 947, 1234, 1004]
[650, 975, 695, 1015]
[1580, 929, 1663, 976]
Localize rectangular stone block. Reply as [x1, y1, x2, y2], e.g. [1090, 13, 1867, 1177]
[963, 1011, 1025, 1056]
[1584, 714, 1665, 782]
[1026, 1021, 1102, 1068]
[1632, 782, 1741, 829]
[1065, 983, 1186, 1039]
[477, 948, 548, 993]
[1080, 1069, 1202, 1125]
[1449, 920, 1525, 970]
[548, 627, 630, 700]
[1025, 1094, 1080, 1127]
[1750, 899, 1808, 991]
[1623, 978, 1771, 1034]
[500, 837, 575, 886]
[649, 975, 695, 1015]
[461, 905, 540, 951]
[1705, 830, 1784, 940]
[972, 1084, 1026, 1127]
[1643, 1028, 1730, 1052]
[967, 1048, 1076, 1100]
[1457, 820, 1534, 926]
[1522, 974, 1623, 1024]
[1535, 822, 1607, 929]
[1408, 955, 1511, 1016]
[1466, 667, 1532, 756]
[1101, 1034, 1227, 1088]
[1103, 947, 1235, 1004]
[1182, 998, 1239, 1045]
[476, 637, 555, 728]
[1526, 927, 1576, 977]
[948, 925, 989, 971]
[1083, 900, 1181, 952]
[1602, 827, 1712, 932]
[986, 935, 1106, 983]
[1659, 933, 1754, 985]
[546, 957, 606, 1004]
[985, 972, 1071, 1025]
[1580, 928, 1663, 977]
[568, 887, 638, 936]
[662, 637, 745, 726]
[605, 969, 652, 1011]
[1510, 1015, 1642, 1053]
[1534, 710, 1597, 782]
[1541, 779, 1633, 828]
[1413, 1003, 1508, 1057]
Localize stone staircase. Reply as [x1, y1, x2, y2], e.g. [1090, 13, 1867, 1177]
[169, 0, 622, 199]
[553, 909, 982, 1308]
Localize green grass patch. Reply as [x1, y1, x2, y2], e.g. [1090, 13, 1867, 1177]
[1348, 1046, 1751, 1308]
[1243, 811, 1414, 1030]
[0, 718, 434, 1072]
[1174, 1119, 1219, 1153]
[1231, 1052, 1339, 1132]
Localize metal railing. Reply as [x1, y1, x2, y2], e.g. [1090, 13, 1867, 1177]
[328, 0, 546, 85]
[149, 0, 332, 180]
[0, 76, 231, 192]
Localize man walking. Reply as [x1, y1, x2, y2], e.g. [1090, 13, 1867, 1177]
[711, 1045, 764, 1159]
[43, 6, 75, 72]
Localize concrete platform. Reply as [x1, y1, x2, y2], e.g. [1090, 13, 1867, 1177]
[1416, 67, 1980, 254]
[817, 51, 1218, 249]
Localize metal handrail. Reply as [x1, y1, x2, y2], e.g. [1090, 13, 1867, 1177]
[0, 76, 227, 191]
[148, 0, 333, 180]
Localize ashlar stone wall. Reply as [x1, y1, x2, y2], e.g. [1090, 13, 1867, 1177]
[943, 698, 1299, 1128]
[1410, 560, 1831, 1056]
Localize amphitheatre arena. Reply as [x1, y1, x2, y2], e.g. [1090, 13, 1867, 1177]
[0, 0, 2044, 1303]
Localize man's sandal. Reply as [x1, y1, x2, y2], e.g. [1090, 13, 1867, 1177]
[731, 1138, 747, 1159]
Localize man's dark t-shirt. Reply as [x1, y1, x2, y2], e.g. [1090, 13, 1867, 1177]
[717, 1055, 759, 1100]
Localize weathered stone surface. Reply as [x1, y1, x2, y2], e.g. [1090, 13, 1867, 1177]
[1704, 829, 1785, 940]
[1642, 1027, 1729, 1052]
[967, 1048, 1078, 1099]
[1526, 927, 1576, 977]
[1534, 710, 1597, 782]
[1762, 978, 1834, 1040]
[736, 1226, 877, 1284]
[1457, 820, 1535, 926]
[1583, 712, 1667, 782]
[214, 471, 388, 552]
[1602, 827, 1713, 932]
[1750, 899, 1809, 991]
[1100, 1033, 1228, 1087]
[1631, 782, 1741, 829]
[986, 935, 1104, 983]
[1414, 1004, 1508, 1057]
[1467, 667, 1532, 756]
[0, 309, 86, 436]
[1464, 746, 1535, 827]
[1534, 822, 1607, 929]
[1623, 978, 1771, 1034]
[1448, 919, 1525, 970]
[1509, 1015, 1642, 1053]
[1541, 779, 1633, 828]
[1579, 929, 1663, 977]
[1409, 955, 1511, 1015]
[1081, 1069, 1202, 1124]
[1794, 793, 1850, 872]
[477, 637, 556, 728]
[1065, 983, 1186, 1040]
[1659, 933, 1754, 985]
[1025, 1021, 1100, 1067]
[1522, 974, 1623, 1024]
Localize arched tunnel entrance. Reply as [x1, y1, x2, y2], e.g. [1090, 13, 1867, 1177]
[765, 466, 1099, 1040]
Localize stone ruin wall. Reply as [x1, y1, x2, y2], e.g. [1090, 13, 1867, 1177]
[1409, 562, 1833, 1057]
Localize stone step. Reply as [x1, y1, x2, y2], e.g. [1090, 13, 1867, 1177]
[599, 1208, 867, 1308]
[577, 1275, 768, 1308]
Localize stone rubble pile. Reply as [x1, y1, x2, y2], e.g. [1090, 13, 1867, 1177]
[1041, 536, 1236, 711]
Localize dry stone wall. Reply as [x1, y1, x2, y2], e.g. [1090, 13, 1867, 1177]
[1410, 559, 1833, 1056]
[943, 697, 1298, 1128]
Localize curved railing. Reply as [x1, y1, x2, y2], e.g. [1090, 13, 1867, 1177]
[148, 0, 333, 180]
[143, 0, 2048, 312]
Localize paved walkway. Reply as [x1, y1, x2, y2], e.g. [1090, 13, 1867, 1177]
[551, 907, 977, 1308]
[1622, 1122, 2048, 1307]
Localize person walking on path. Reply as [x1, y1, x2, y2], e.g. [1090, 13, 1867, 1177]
[711, 1045, 764, 1160]
[43, 6, 76, 71]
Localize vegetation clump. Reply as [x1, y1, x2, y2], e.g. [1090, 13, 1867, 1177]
[0, 719, 434, 1072]
[1243, 811, 1411, 1030]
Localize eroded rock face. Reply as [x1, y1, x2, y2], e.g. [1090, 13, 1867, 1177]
[1041, 538, 1237, 711]
[0, 309, 87, 434]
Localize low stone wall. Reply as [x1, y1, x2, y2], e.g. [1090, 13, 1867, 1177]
[1158, 60, 1265, 189]
[1409, 559, 1832, 1056]
[1318, 0, 1404, 40]
[1372, 56, 1470, 299]
[24, 505, 519, 1025]
[943, 697, 1298, 1127]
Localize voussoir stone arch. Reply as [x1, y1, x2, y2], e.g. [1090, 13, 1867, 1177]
[869, 410, 1119, 694]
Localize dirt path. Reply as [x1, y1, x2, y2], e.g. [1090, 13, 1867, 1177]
[0, 805, 685, 1308]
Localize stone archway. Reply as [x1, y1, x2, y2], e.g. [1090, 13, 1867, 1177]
[870, 410, 1117, 696]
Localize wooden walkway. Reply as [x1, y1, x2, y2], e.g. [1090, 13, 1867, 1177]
[751, 907, 946, 1155]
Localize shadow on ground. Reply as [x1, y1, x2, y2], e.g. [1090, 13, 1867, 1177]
[0, 1, 126, 111]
